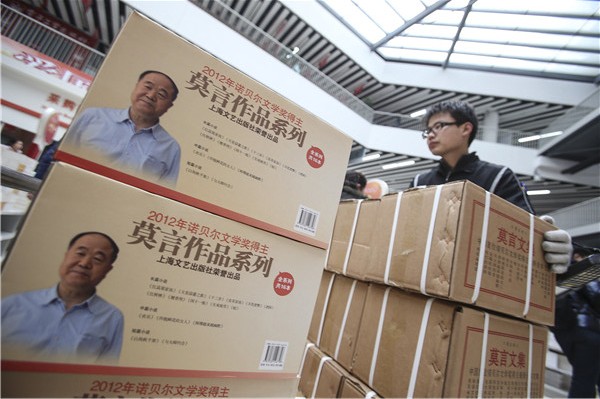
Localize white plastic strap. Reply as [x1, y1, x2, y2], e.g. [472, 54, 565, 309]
[523, 214, 534, 316]
[477, 312, 490, 399]
[407, 298, 435, 398]
[384, 193, 403, 284]
[527, 324, 533, 399]
[421, 185, 443, 295]
[316, 273, 336, 346]
[471, 191, 491, 304]
[298, 342, 315, 378]
[335, 279, 358, 358]
[342, 200, 363, 275]
[489, 166, 508, 194]
[369, 287, 391, 387]
[311, 355, 332, 399]
[365, 391, 377, 399]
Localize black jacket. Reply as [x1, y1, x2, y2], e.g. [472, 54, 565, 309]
[554, 279, 600, 332]
[409, 152, 535, 214]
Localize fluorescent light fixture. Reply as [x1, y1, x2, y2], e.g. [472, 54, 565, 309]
[362, 153, 381, 161]
[518, 130, 563, 143]
[527, 189, 551, 195]
[410, 109, 427, 118]
[381, 160, 415, 170]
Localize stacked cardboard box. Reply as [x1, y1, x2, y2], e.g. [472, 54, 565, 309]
[1, 11, 352, 398]
[301, 271, 548, 398]
[300, 182, 555, 397]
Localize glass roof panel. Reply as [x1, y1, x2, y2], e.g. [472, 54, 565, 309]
[319, 0, 600, 81]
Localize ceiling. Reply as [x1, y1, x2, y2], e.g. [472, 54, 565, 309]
[7, 0, 600, 215]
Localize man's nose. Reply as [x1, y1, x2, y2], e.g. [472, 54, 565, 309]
[78, 256, 93, 268]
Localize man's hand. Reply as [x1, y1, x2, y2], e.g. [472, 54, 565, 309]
[540, 215, 573, 274]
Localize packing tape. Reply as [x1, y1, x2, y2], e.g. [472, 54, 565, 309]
[523, 214, 534, 316]
[471, 191, 491, 304]
[311, 355, 332, 399]
[335, 279, 358, 359]
[406, 297, 435, 398]
[527, 324, 533, 399]
[369, 286, 391, 387]
[384, 192, 403, 285]
[477, 312, 490, 399]
[298, 342, 315, 378]
[316, 273, 336, 346]
[421, 185, 443, 295]
[343, 199, 363, 275]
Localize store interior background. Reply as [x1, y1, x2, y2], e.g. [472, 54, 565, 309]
[1, 0, 599, 396]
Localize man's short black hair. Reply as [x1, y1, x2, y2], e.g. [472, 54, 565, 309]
[138, 70, 179, 101]
[345, 171, 367, 190]
[68, 232, 120, 263]
[424, 100, 479, 145]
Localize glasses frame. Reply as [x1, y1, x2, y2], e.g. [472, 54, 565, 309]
[421, 121, 460, 139]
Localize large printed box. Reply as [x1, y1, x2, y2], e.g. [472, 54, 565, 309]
[56, 12, 353, 249]
[365, 181, 556, 326]
[352, 283, 548, 398]
[1, 162, 328, 397]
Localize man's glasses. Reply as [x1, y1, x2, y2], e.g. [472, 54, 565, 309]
[421, 121, 460, 139]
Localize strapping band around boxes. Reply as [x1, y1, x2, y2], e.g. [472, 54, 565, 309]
[528, 324, 533, 398]
[471, 191, 491, 304]
[299, 343, 316, 378]
[316, 273, 336, 346]
[523, 214, 534, 317]
[369, 287, 391, 387]
[421, 186, 443, 295]
[406, 298, 435, 398]
[311, 355, 332, 399]
[384, 193, 403, 285]
[343, 200, 363, 275]
[335, 279, 358, 359]
[477, 312, 490, 399]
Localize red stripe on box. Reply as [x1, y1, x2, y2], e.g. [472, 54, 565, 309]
[53, 150, 327, 249]
[1, 360, 297, 379]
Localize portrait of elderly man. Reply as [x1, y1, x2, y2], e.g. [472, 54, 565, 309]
[65, 70, 181, 186]
[1, 231, 124, 363]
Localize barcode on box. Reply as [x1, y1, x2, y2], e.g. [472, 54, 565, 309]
[294, 205, 319, 236]
[259, 340, 288, 370]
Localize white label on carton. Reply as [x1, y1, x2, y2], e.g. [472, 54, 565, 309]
[294, 205, 319, 236]
[259, 340, 289, 370]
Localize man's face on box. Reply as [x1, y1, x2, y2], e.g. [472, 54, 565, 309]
[59, 234, 114, 292]
[130, 72, 175, 121]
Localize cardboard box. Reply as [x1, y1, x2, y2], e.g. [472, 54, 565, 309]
[297, 343, 347, 399]
[365, 181, 556, 326]
[1, 162, 327, 397]
[338, 374, 379, 398]
[326, 199, 380, 281]
[1, 367, 300, 398]
[352, 283, 547, 398]
[306, 272, 368, 371]
[56, 12, 352, 249]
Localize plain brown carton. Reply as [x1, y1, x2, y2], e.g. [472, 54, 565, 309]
[352, 283, 547, 398]
[307, 270, 336, 345]
[325, 201, 362, 274]
[310, 273, 369, 371]
[298, 344, 346, 399]
[366, 181, 556, 326]
[345, 199, 380, 280]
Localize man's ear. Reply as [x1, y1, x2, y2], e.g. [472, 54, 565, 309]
[461, 121, 473, 140]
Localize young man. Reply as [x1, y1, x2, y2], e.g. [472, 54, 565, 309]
[410, 100, 572, 273]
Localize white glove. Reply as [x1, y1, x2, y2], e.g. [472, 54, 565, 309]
[539, 215, 573, 274]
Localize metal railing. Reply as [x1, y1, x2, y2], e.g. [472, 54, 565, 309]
[1, 4, 105, 76]
[550, 197, 600, 232]
[1, 1, 591, 152]
[191, 0, 582, 150]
